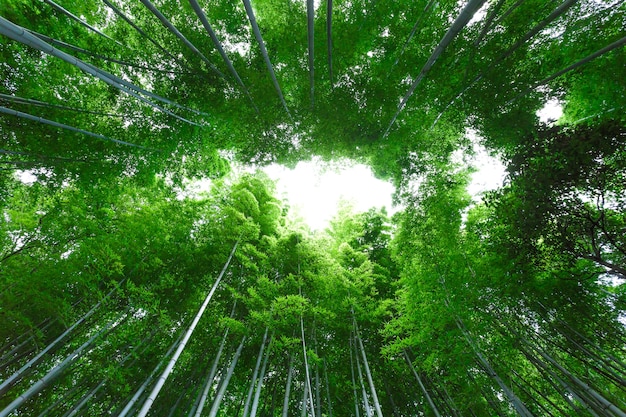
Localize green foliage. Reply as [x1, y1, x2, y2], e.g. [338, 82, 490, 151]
[0, 0, 624, 415]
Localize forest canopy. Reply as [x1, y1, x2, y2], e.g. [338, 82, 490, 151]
[0, 0, 625, 416]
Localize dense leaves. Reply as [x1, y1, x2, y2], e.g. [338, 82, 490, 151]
[1, 0, 625, 416]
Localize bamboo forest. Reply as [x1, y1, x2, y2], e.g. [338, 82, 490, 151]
[0, 0, 625, 415]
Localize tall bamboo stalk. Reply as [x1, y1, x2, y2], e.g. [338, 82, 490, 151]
[136, 240, 239, 417]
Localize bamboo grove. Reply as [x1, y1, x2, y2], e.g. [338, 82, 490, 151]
[0, 0, 625, 416]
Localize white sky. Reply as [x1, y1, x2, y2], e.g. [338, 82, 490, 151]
[263, 158, 395, 230]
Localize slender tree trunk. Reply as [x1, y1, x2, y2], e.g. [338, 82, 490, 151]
[188, 0, 258, 112]
[510, 35, 626, 105]
[404, 349, 441, 417]
[432, 0, 577, 127]
[282, 353, 294, 417]
[513, 369, 570, 416]
[0, 312, 125, 417]
[243, 327, 269, 417]
[0, 106, 149, 150]
[42, 0, 121, 45]
[194, 328, 231, 417]
[139, 0, 224, 77]
[301, 375, 310, 417]
[208, 336, 247, 417]
[323, 358, 333, 417]
[521, 344, 602, 417]
[307, 0, 315, 109]
[250, 335, 272, 417]
[300, 315, 315, 417]
[454, 317, 535, 417]
[383, 0, 487, 138]
[353, 318, 383, 417]
[63, 379, 106, 417]
[354, 334, 372, 417]
[241, 0, 291, 118]
[29, 29, 188, 76]
[390, 0, 437, 70]
[0, 281, 123, 395]
[493, 0, 527, 26]
[0, 17, 203, 118]
[326, 0, 333, 86]
[117, 329, 185, 417]
[0, 93, 125, 118]
[102, 0, 189, 68]
[136, 240, 239, 417]
[349, 333, 361, 417]
[530, 341, 626, 417]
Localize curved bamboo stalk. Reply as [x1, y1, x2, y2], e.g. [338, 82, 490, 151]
[353, 319, 383, 417]
[242, 0, 291, 118]
[382, 0, 487, 138]
[300, 315, 316, 417]
[193, 327, 231, 417]
[0, 106, 152, 150]
[28, 29, 190, 76]
[117, 331, 185, 417]
[187, 0, 258, 112]
[390, 0, 436, 71]
[139, 0, 224, 78]
[323, 358, 333, 417]
[136, 240, 239, 417]
[349, 333, 361, 417]
[353, 333, 371, 417]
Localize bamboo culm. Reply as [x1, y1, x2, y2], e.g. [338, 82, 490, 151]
[404, 350, 441, 417]
[432, 0, 577, 128]
[193, 328, 231, 417]
[243, 327, 269, 417]
[0, 106, 151, 150]
[0, 17, 203, 124]
[0, 312, 124, 417]
[0, 281, 124, 395]
[139, 0, 224, 78]
[282, 353, 294, 417]
[353, 317, 383, 417]
[383, 0, 487, 138]
[349, 333, 361, 417]
[326, 0, 333, 86]
[207, 336, 247, 417]
[300, 315, 316, 417]
[102, 0, 189, 68]
[136, 240, 239, 417]
[42, 0, 121, 45]
[250, 334, 272, 417]
[0, 93, 125, 118]
[241, 0, 291, 118]
[188, 0, 258, 112]
[354, 333, 372, 417]
[307, 0, 315, 109]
